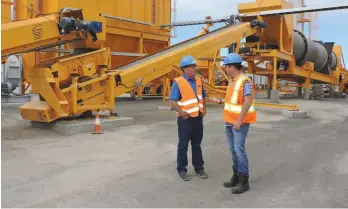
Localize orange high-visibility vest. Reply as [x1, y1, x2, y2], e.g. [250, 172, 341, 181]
[175, 76, 205, 117]
[224, 74, 256, 125]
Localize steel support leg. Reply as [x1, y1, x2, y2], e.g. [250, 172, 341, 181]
[303, 78, 311, 100]
[296, 87, 302, 97]
[270, 57, 279, 103]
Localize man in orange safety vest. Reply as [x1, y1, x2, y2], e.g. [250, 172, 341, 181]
[169, 55, 208, 181]
[211, 53, 256, 194]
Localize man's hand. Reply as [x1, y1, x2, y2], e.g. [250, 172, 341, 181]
[233, 119, 241, 130]
[170, 100, 189, 119]
[179, 110, 189, 119]
[201, 111, 206, 118]
[202, 98, 207, 117]
[210, 97, 222, 104]
[234, 94, 252, 130]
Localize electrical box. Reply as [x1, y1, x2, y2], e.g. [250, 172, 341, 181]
[6, 55, 21, 79]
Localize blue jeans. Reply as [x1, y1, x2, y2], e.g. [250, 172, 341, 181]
[225, 123, 250, 176]
[177, 116, 204, 173]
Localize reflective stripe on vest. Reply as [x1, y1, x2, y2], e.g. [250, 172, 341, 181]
[224, 102, 256, 113]
[230, 76, 249, 104]
[175, 76, 204, 117]
[223, 74, 257, 124]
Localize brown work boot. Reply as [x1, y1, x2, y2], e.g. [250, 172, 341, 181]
[223, 167, 238, 187]
[231, 173, 249, 194]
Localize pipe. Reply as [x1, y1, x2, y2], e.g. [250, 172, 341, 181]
[40, 0, 57, 14]
[1, 0, 12, 24]
[14, 0, 37, 21]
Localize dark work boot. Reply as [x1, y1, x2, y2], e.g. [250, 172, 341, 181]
[178, 171, 190, 181]
[223, 167, 239, 188]
[196, 169, 208, 179]
[231, 173, 249, 194]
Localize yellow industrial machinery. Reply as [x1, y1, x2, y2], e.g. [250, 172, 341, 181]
[237, 1, 348, 100]
[239, 1, 348, 101]
[3, 0, 171, 97]
[2, 0, 348, 124]
[1, 0, 12, 24]
[1, 1, 267, 123]
[160, 0, 348, 103]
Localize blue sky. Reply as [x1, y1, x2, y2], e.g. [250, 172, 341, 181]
[170, 0, 348, 66]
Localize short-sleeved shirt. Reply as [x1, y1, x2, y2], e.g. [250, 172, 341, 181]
[242, 81, 253, 96]
[169, 74, 206, 101]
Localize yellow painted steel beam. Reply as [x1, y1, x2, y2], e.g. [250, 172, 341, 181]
[106, 18, 170, 37]
[307, 71, 336, 83]
[115, 22, 259, 95]
[273, 56, 278, 90]
[2, 15, 59, 56]
[255, 102, 299, 111]
[1, 15, 86, 57]
[339, 70, 348, 90]
[242, 50, 294, 62]
[251, 64, 336, 84]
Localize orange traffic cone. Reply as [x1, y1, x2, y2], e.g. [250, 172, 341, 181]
[92, 113, 103, 134]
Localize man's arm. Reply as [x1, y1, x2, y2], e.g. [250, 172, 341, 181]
[235, 81, 253, 127]
[237, 95, 252, 123]
[202, 85, 207, 116]
[211, 98, 225, 104]
[170, 100, 188, 117]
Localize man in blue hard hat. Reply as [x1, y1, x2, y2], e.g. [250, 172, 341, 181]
[211, 53, 257, 194]
[169, 55, 208, 181]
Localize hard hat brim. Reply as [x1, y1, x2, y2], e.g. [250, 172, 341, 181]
[181, 64, 197, 68]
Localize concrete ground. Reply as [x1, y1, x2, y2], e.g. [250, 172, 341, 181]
[1, 97, 348, 207]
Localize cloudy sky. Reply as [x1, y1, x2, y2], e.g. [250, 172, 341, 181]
[170, 0, 348, 64]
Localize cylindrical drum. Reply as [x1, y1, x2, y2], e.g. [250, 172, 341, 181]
[293, 30, 330, 73]
[306, 41, 328, 72]
[293, 30, 307, 63]
[329, 51, 337, 70]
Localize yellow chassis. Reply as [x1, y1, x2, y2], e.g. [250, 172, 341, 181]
[2, 0, 348, 123]
[10, 19, 262, 122]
